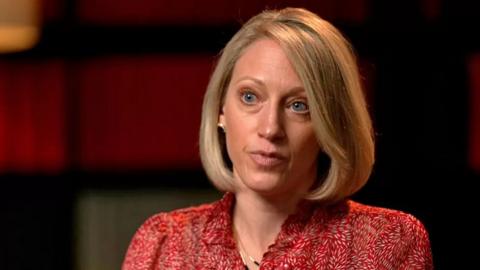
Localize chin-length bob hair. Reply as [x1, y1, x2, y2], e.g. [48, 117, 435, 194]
[199, 7, 374, 202]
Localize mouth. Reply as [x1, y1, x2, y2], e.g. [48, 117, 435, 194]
[248, 150, 288, 168]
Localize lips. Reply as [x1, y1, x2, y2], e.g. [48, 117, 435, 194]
[248, 150, 287, 168]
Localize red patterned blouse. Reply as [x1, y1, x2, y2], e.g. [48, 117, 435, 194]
[123, 193, 432, 270]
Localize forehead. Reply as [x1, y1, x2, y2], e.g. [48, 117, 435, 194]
[230, 39, 303, 88]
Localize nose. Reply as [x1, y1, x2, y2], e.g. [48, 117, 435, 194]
[257, 103, 286, 141]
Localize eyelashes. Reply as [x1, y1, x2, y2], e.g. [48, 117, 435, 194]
[240, 90, 258, 105]
[290, 101, 309, 113]
[238, 89, 310, 115]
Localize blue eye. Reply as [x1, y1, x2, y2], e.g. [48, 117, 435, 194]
[291, 101, 308, 113]
[241, 91, 257, 104]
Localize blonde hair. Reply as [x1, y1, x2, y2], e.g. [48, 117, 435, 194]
[199, 7, 374, 202]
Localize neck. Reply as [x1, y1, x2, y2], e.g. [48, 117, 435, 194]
[232, 190, 304, 262]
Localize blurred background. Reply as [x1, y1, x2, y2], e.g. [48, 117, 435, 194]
[0, 0, 478, 269]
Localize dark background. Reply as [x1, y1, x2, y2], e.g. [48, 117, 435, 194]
[1, 0, 479, 269]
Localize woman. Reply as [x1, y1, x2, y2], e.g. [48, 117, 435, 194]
[123, 7, 432, 270]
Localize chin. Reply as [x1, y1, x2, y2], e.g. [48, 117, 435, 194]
[243, 172, 288, 194]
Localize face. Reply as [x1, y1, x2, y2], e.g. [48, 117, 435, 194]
[219, 39, 321, 198]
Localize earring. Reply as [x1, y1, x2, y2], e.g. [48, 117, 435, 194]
[218, 123, 226, 133]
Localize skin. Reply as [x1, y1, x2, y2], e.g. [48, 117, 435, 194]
[218, 38, 321, 265]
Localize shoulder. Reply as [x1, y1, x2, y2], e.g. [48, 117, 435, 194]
[346, 200, 428, 235]
[132, 201, 215, 242]
[320, 200, 431, 245]
[345, 200, 432, 250]
[144, 202, 215, 233]
[122, 202, 216, 270]
[342, 200, 433, 269]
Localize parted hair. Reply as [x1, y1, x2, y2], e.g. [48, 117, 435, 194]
[199, 7, 374, 202]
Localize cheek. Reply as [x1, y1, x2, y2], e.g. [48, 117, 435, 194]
[223, 98, 253, 148]
[224, 112, 248, 160]
[293, 132, 320, 162]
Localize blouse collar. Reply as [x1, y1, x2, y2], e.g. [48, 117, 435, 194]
[201, 192, 321, 248]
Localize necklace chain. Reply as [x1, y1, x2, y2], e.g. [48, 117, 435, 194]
[233, 225, 261, 269]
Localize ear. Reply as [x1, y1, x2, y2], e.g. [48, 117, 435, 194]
[218, 106, 226, 126]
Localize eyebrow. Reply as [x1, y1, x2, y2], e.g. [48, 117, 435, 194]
[233, 76, 306, 95]
[233, 76, 266, 87]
